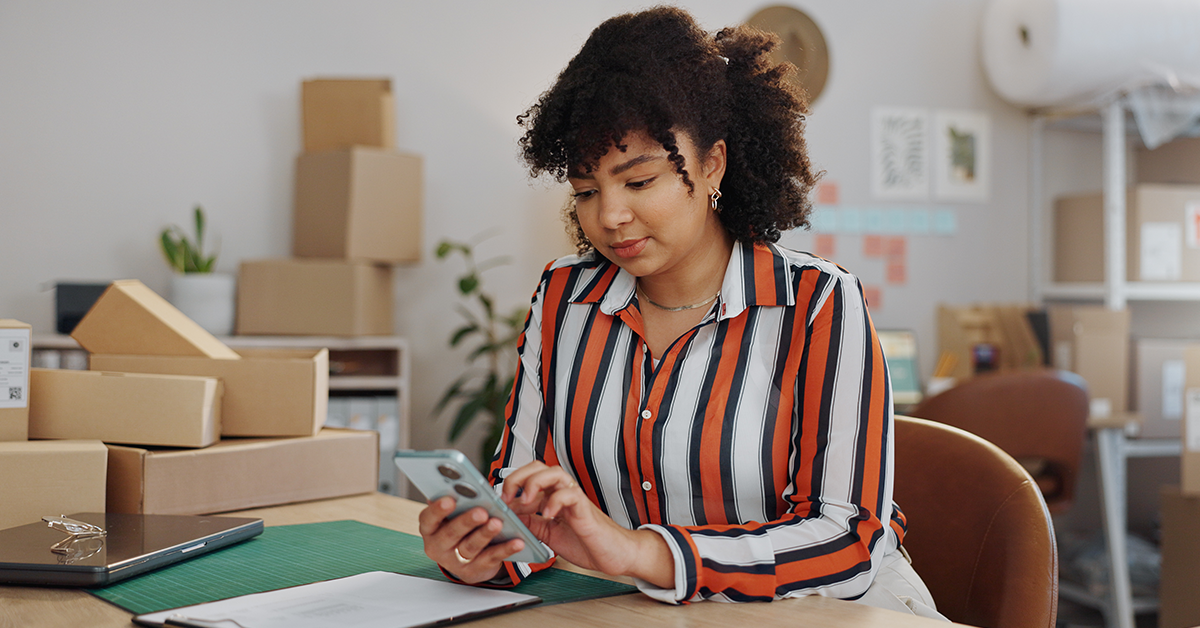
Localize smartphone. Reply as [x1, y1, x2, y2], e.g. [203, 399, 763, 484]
[394, 450, 551, 564]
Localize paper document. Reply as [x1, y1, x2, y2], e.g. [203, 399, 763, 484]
[133, 571, 540, 628]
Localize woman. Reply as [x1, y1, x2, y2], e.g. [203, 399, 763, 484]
[419, 7, 941, 616]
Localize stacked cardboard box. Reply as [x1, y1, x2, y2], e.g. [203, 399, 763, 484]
[0, 320, 110, 530]
[237, 78, 423, 337]
[9, 281, 379, 520]
[1054, 185, 1200, 283]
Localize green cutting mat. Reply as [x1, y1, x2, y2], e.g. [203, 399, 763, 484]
[91, 520, 636, 615]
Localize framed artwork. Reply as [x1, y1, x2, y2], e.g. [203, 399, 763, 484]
[871, 107, 929, 201]
[933, 110, 990, 202]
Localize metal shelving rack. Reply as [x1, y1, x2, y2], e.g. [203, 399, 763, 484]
[1031, 99, 1187, 628]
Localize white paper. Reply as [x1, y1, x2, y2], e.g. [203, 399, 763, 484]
[871, 107, 929, 201]
[0, 328, 30, 409]
[1186, 389, 1200, 452]
[1140, 222, 1182, 281]
[1163, 359, 1186, 420]
[134, 571, 539, 628]
[933, 110, 991, 203]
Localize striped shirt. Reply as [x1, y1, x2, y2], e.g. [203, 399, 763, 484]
[488, 240, 905, 603]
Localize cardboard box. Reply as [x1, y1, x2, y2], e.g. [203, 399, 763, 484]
[1053, 185, 1200, 282]
[1131, 338, 1198, 439]
[1138, 136, 1200, 185]
[236, 259, 394, 336]
[1159, 485, 1200, 628]
[29, 368, 222, 448]
[89, 348, 328, 437]
[293, 147, 423, 263]
[0, 319, 32, 441]
[0, 440, 107, 530]
[71, 280, 241, 360]
[302, 78, 396, 153]
[1048, 305, 1130, 420]
[1184, 346, 1200, 495]
[106, 429, 378, 515]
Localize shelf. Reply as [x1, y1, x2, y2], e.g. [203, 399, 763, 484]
[329, 376, 405, 391]
[1041, 282, 1200, 301]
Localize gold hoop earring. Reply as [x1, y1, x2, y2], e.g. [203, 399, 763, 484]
[710, 188, 722, 212]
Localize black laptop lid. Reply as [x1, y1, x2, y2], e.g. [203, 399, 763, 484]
[0, 512, 263, 587]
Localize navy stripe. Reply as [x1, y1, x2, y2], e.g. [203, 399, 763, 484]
[719, 307, 758, 523]
[688, 322, 729, 525]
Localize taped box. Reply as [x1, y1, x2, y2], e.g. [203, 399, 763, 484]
[90, 348, 328, 438]
[29, 368, 222, 448]
[106, 428, 378, 515]
[293, 147, 422, 263]
[71, 280, 240, 360]
[236, 259, 393, 337]
[0, 319, 32, 441]
[1049, 305, 1131, 422]
[1184, 346, 1200, 495]
[1053, 185, 1200, 283]
[0, 440, 107, 530]
[302, 78, 395, 153]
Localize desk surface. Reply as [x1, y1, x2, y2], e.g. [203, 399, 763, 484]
[0, 493, 962, 628]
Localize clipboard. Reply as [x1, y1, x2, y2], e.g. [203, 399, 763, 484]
[132, 571, 541, 628]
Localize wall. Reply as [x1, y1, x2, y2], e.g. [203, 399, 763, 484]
[0, 0, 1037, 460]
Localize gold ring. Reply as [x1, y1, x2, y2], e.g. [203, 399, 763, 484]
[453, 547, 470, 564]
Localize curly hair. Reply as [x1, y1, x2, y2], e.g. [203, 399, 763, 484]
[517, 6, 818, 252]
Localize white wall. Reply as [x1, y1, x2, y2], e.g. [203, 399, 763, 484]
[0, 0, 1039, 458]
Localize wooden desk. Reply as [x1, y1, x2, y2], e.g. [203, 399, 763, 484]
[0, 493, 962, 628]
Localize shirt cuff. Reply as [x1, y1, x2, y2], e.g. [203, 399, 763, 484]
[634, 524, 690, 604]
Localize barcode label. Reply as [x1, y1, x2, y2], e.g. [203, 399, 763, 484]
[0, 327, 30, 409]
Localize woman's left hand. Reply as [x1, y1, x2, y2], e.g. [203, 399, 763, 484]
[501, 461, 674, 588]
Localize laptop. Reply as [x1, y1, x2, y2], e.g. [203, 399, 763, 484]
[0, 512, 263, 587]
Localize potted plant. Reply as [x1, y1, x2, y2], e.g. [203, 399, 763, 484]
[160, 205, 235, 336]
[433, 238, 528, 469]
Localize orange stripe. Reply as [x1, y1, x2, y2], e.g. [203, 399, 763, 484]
[772, 316, 806, 514]
[566, 314, 614, 502]
[698, 317, 748, 525]
[794, 273, 829, 496]
[539, 270, 570, 390]
[753, 243, 776, 304]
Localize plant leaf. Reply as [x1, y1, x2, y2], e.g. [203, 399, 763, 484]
[193, 206, 205, 252]
[478, 293, 494, 319]
[449, 394, 487, 442]
[449, 323, 479, 347]
[433, 373, 474, 416]
[458, 275, 479, 295]
[160, 230, 184, 273]
[435, 241, 453, 258]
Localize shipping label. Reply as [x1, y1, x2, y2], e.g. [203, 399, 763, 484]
[0, 328, 30, 409]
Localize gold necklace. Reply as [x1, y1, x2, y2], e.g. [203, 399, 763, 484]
[637, 285, 720, 312]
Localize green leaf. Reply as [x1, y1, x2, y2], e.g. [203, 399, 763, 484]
[193, 206, 206, 252]
[458, 275, 479, 295]
[478, 293, 494, 319]
[160, 231, 184, 273]
[449, 394, 487, 442]
[433, 373, 474, 416]
[435, 241, 453, 258]
[449, 323, 479, 347]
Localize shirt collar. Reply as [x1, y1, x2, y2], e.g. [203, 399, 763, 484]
[569, 241, 795, 319]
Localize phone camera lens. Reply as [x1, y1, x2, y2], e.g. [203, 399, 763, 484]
[437, 464, 461, 480]
[453, 483, 478, 499]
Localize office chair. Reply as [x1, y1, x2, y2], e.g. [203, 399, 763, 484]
[907, 368, 1090, 512]
[893, 415, 1058, 628]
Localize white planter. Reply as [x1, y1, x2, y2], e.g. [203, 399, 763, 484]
[169, 273, 236, 336]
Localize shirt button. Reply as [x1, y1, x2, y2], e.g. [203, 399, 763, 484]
[641, 409, 652, 419]
[642, 481, 653, 491]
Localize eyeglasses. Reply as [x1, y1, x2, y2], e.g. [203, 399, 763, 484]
[43, 515, 107, 561]
[43, 515, 107, 539]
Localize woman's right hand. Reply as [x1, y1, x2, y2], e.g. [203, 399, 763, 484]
[417, 496, 526, 583]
